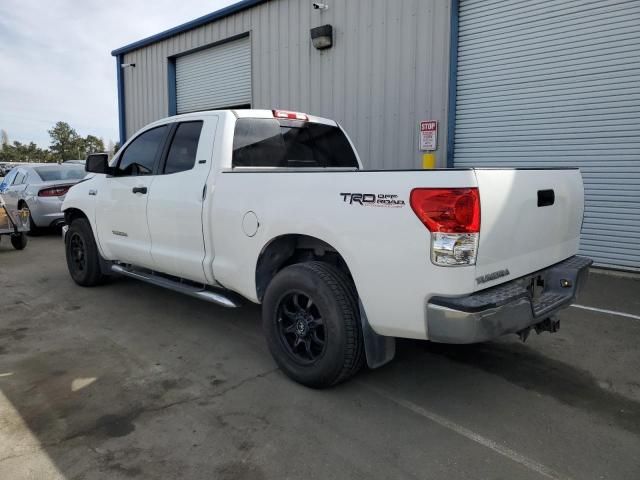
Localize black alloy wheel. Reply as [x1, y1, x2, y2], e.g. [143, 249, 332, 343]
[69, 232, 87, 274]
[262, 261, 365, 388]
[276, 291, 327, 364]
[65, 218, 107, 286]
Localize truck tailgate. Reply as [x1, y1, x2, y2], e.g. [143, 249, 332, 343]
[474, 168, 584, 290]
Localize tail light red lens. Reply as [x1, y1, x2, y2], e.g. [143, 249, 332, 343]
[410, 188, 480, 233]
[38, 186, 70, 197]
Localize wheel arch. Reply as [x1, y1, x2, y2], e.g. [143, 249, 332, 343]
[255, 233, 396, 370]
[255, 234, 355, 302]
[63, 207, 89, 225]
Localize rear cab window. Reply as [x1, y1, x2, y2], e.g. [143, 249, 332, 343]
[232, 118, 359, 169]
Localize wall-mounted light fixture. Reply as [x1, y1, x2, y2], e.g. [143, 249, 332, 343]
[310, 24, 333, 50]
[120, 63, 136, 68]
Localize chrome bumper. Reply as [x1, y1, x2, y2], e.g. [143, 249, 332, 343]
[426, 256, 592, 344]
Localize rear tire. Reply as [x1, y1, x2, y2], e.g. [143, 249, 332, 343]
[65, 218, 107, 286]
[10, 233, 27, 250]
[21, 203, 42, 236]
[262, 261, 365, 388]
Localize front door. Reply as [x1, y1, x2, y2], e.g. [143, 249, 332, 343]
[146, 117, 217, 283]
[95, 125, 169, 268]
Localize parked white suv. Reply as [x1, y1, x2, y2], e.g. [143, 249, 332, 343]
[62, 109, 591, 387]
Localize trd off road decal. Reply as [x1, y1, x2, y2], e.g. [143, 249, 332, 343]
[340, 193, 405, 208]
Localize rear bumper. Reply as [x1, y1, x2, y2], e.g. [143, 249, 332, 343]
[29, 196, 64, 227]
[426, 255, 592, 344]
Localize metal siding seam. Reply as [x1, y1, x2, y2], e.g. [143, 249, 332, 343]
[446, 0, 459, 168]
[116, 54, 126, 145]
[167, 58, 177, 116]
[404, 0, 419, 169]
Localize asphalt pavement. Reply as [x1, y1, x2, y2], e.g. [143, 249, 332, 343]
[1, 235, 639, 480]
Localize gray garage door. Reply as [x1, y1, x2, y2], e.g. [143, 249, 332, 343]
[453, 0, 640, 271]
[176, 36, 251, 114]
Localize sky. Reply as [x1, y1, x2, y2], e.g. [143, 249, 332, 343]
[0, 0, 237, 148]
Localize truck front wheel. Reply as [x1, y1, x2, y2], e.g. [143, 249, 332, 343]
[262, 261, 365, 388]
[65, 218, 107, 287]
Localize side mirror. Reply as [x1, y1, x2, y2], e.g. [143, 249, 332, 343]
[85, 153, 111, 174]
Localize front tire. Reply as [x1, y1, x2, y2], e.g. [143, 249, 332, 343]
[262, 261, 365, 388]
[65, 218, 107, 286]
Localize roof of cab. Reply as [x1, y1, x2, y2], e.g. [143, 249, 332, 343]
[138, 109, 337, 129]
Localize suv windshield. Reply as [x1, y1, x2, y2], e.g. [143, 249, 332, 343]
[232, 118, 359, 168]
[34, 166, 86, 182]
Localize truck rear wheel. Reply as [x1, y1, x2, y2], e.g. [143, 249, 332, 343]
[262, 261, 364, 388]
[65, 218, 107, 287]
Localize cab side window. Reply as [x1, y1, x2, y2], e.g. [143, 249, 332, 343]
[163, 121, 203, 174]
[116, 125, 168, 176]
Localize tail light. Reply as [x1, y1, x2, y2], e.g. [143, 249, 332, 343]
[410, 188, 480, 266]
[273, 109, 308, 121]
[38, 186, 70, 197]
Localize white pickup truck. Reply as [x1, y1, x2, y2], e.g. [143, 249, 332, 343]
[62, 109, 591, 388]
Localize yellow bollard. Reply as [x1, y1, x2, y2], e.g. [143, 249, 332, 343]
[422, 152, 436, 169]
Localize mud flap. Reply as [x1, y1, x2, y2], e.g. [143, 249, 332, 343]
[359, 300, 396, 369]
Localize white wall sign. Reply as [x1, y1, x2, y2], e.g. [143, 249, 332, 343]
[420, 121, 438, 151]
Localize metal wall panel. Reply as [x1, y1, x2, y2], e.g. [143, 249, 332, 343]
[121, 0, 452, 170]
[176, 36, 251, 113]
[453, 0, 640, 271]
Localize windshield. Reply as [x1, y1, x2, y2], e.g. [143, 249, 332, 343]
[34, 165, 86, 181]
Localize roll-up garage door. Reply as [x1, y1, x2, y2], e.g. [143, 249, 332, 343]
[176, 36, 251, 114]
[453, 0, 640, 270]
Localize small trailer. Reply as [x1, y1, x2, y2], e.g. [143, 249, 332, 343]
[0, 194, 29, 250]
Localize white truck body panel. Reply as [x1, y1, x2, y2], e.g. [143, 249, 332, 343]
[63, 110, 587, 342]
[473, 169, 584, 290]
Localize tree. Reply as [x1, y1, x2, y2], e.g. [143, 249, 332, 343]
[48, 121, 82, 160]
[84, 135, 105, 155]
[0, 141, 52, 163]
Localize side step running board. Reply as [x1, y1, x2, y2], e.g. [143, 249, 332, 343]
[111, 265, 241, 308]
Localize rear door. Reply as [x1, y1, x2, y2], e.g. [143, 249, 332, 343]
[95, 125, 169, 268]
[473, 168, 584, 289]
[146, 117, 218, 282]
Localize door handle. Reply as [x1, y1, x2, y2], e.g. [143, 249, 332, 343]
[132, 186, 148, 194]
[537, 189, 554, 207]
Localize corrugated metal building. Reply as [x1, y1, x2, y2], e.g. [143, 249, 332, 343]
[112, 0, 452, 170]
[112, 0, 640, 271]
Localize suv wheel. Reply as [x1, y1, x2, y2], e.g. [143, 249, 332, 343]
[65, 218, 107, 286]
[262, 261, 365, 388]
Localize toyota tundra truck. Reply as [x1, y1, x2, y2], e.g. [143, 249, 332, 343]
[62, 109, 591, 388]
